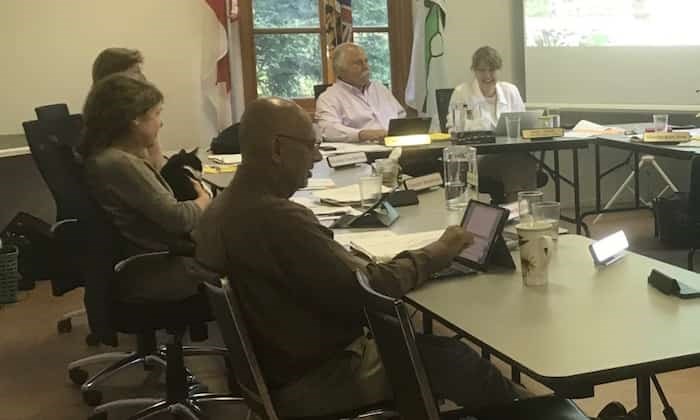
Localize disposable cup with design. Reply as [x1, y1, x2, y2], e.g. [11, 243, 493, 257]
[516, 222, 554, 286]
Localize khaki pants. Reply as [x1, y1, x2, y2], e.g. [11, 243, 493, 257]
[272, 334, 517, 417]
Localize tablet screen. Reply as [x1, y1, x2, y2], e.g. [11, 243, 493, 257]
[457, 201, 508, 266]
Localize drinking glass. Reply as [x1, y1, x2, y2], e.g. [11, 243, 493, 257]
[517, 190, 544, 225]
[533, 201, 561, 239]
[359, 175, 382, 208]
[505, 115, 521, 140]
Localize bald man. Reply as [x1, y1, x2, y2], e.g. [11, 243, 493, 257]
[194, 97, 520, 417]
[315, 43, 406, 142]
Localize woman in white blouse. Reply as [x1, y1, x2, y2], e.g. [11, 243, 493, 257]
[449, 46, 535, 202]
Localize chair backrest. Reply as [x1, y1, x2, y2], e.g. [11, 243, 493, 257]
[35, 103, 70, 121]
[435, 88, 455, 133]
[24, 118, 123, 345]
[356, 270, 441, 420]
[23, 118, 89, 220]
[314, 83, 332, 101]
[204, 278, 280, 420]
[689, 156, 700, 223]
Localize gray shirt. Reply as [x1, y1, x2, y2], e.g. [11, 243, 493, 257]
[84, 147, 201, 254]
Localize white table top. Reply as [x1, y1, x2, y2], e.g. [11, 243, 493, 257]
[407, 234, 700, 383]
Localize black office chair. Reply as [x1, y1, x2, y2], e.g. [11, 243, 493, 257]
[87, 253, 242, 420]
[435, 88, 455, 134]
[313, 83, 332, 101]
[23, 118, 97, 339]
[687, 156, 700, 270]
[35, 103, 70, 121]
[356, 270, 590, 420]
[203, 278, 394, 420]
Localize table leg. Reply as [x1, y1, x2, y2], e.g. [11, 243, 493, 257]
[634, 151, 640, 208]
[595, 141, 601, 213]
[422, 313, 433, 335]
[636, 375, 652, 420]
[573, 149, 581, 234]
[554, 150, 561, 202]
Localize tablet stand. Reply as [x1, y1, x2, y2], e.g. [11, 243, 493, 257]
[487, 235, 516, 270]
[331, 201, 399, 229]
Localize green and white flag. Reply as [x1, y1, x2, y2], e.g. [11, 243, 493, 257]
[405, 0, 448, 128]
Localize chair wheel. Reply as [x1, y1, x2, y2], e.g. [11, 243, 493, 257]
[85, 333, 100, 346]
[68, 367, 89, 385]
[57, 318, 72, 333]
[82, 389, 103, 406]
[87, 411, 108, 420]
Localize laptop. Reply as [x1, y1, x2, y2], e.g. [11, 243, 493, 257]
[493, 111, 544, 136]
[432, 200, 515, 279]
[387, 117, 432, 136]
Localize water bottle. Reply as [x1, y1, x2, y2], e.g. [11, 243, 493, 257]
[443, 145, 478, 210]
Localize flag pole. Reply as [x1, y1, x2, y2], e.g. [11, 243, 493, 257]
[224, 0, 235, 125]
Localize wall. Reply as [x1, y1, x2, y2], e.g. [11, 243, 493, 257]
[0, 0, 219, 151]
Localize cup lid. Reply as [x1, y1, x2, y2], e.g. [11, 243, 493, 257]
[515, 222, 552, 231]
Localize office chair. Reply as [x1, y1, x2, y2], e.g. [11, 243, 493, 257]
[203, 278, 394, 420]
[687, 156, 700, 270]
[35, 103, 70, 121]
[87, 253, 241, 420]
[23, 118, 96, 340]
[313, 83, 332, 101]
[356, 270, 589, 420]
[435, 88, 455, 134]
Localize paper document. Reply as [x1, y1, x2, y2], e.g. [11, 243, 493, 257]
[321, 142, 391, 157]
[674, 140, 700, 148]
[208, 154, 242, 165]
[569, 120, 625, 136]
[299, 178, 336, 191]
[313, 184, 392, 205]
[335, 230, 443, 263]
[291, 197, 358, 217]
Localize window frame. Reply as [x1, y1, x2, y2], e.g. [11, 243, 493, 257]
[237, 0, 413, 111]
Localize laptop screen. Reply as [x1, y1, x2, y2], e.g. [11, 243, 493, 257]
[387, 117, 432, 136]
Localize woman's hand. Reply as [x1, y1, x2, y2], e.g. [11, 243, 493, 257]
[191, 178, 211, 210]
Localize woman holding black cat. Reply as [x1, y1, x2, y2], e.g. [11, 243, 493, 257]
[80, 74, 211, 301]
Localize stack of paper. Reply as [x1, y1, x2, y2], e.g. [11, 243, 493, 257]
[291, 197, 355, 216]
[313, 184, 392, 206]
[208, 154, 242, 165]
[321, 142, 390, 157]
[565, 120, 625, 138]
[334, 230, 442, 262]
[299, 178, 336, 191]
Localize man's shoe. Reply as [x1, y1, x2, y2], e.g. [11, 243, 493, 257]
[598, 401, 628, 418]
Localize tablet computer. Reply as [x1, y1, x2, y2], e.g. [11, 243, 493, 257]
[493, 111, 543, 136]
[433, 200, 515, 279]
[387, 117, 432, 136]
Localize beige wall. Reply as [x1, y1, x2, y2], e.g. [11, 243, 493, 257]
[444, 0, 523, 92]
[0, 0, 218, 150]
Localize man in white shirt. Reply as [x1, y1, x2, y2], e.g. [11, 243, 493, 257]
[316, 43, 405, 143]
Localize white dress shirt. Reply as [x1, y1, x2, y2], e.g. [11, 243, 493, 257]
[315, 79, 406, 142]
[448, 79, 525, 131]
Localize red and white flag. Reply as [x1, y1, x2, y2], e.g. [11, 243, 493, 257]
[203, 0, 234, 131]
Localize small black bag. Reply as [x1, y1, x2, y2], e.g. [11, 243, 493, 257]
[0, 212, 53, 290]
[654, 192, 691, 247]
[210, 123, 241, 154]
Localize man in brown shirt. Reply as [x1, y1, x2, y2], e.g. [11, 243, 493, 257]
[194, 97, 518, 416]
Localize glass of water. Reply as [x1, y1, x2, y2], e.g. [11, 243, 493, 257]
[517, 190, 544, 225]
[532, 201, 561, 239]
[653, 114, 669, 132]
[443, 145, 478, 210]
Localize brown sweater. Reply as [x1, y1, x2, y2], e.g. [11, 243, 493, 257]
[193, 165, 453, 388]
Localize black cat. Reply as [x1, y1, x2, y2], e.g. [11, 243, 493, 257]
[160, 148, 203, 201]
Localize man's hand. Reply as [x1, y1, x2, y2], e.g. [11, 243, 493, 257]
[438, 226, 473, 259]
[358, 129, 388, 143]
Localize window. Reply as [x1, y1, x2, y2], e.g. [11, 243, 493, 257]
[238, 0, 413, 108]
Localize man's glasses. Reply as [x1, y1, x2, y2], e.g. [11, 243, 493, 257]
[276, 134, 321, 151]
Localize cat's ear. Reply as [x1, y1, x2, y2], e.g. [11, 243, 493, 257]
[179, 149, 186, 154]
[190, 147, 199, 155]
